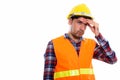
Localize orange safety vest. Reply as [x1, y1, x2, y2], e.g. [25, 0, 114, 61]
[52, 36, 96, 80]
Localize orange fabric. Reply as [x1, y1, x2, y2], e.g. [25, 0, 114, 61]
[52, 36, 96, 80]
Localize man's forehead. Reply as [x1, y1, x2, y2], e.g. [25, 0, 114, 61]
[77, 17, 87, 22]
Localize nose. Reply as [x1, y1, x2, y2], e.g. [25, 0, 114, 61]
[80, 24, 86, 31]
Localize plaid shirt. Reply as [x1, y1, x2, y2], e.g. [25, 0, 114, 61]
[43, 33, 117, 80]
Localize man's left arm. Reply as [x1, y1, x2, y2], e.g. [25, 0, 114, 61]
[87, 19, 117, 64]
[93, 33, 117, 64]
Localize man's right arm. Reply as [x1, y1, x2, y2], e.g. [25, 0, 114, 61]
[43, 41, 57, 80]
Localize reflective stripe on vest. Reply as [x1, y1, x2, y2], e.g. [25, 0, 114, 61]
[54, 68, 94, 79]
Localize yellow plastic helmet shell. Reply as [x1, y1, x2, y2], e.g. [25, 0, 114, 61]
[67, 3, 93, 19]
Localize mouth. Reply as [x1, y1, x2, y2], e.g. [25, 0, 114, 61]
[77, 30, 84, 34]
[75, 31, 84, 37]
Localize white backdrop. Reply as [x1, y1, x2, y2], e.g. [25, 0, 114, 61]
[0, 0, 120, 80]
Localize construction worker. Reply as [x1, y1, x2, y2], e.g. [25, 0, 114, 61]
[43, 3, 117, 80]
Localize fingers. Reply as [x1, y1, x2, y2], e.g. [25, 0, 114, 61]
[87, 19, 94, 27]
[87, 19, 99, 28]
[86, 19, 100, 36]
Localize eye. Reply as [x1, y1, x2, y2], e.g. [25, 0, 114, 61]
[77, 21, 88, 26]
[77, 21, 83, 24]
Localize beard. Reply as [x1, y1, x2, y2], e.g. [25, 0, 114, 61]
[71, 30, 84, 39]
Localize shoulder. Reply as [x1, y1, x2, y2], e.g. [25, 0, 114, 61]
[52, 35, 64, 41]
[83, 38, 96, 44]
[84, 38, 95, 41]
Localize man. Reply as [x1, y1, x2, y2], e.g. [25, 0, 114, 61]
[43, 3, 117, 80]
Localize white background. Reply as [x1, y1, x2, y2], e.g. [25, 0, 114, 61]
[0, 0, 120, 80]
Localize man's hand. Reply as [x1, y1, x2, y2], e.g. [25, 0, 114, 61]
[87, 19, 100, 36]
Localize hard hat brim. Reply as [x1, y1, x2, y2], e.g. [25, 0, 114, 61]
[68, 14, 93, 20]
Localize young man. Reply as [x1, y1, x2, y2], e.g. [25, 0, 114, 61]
[43, 3, 117, 80]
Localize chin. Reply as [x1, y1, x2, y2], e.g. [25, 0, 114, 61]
[77, 34, 83, 37]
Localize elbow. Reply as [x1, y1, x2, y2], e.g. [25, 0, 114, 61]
[109, 57, 117, 64]
[108, 51, 118, 64]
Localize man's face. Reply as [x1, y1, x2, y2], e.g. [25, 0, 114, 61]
[69, 17, 88, 39]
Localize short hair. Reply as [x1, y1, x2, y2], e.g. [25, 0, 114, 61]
[70, 15, 93, 20]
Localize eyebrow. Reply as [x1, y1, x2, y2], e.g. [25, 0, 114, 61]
[76, 20, 88, 25]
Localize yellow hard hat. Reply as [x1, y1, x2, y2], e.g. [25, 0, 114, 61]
[67, 3, 93, 19]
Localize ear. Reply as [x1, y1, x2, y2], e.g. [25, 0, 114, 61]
[68, 18, 73, 25]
